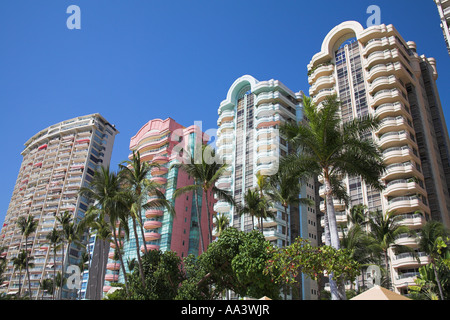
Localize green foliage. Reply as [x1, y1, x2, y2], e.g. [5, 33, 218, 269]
[126, 250, 184, 300]
[264, 237, 360, 286]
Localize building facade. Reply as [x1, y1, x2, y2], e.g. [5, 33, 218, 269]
[215, 75, 320, 300]
[0, 113, 118, 299]
[434, 0, 450, 55]
[103, 118, 215, 294]
[308, 21, 450, 294]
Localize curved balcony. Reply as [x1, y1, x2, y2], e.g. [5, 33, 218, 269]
[216, 176, 232, 190]
[387, 195, 429, 214]
[106, 263, 121, 271]
[384, 179, 425, 197]
[368, 75, 398, 94]
[309, 75, 335, 96]
[377, 130, 415, 148]
[214, 200, 231, 213]
[150, 176, 167, 185]
[217, 142, 233, 156]
[256, 128, 276, 140]
[363, 37, 390, 56]
[144, 232, 161, 241]
[217, 110, 235, 127]
[255, 114, 283, 129]
[140, 244, 160, 253]
[151, 166, 168, 176]
[218, 121, 235, 135]
[152, 155, 169, 164]
[308, 63, 334, 84]
[108, 251, 116, 259]
[370, 88, 408, 108]
[103, 286, 111, 293]
[374, 102, 410, 120]
[366, 62, 402, 82]
[320, 211, 347, 227]
[256, 150, 278, 163]
[382, 145, 419, 165]
[217, 132, 234, 146]
[109, 241, 122, 249]
[320, 199, 346, 212]
[255, 161, 278, 176]
[144, 220, 162, 230]
[312, 88, 336, 105]
[392, 252, 428, 269]
[365, 49, 398, 69]
[256, 138, 278, 153]
[397, 213, 426, 229]
[383, 161, 422, 181]
[394, 233, 419, 247]
[105, 274, 119, 282]
[255, 91, 296, 110]
[145, 209, 164, 218]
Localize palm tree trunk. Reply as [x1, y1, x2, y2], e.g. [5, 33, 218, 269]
[52, 248, 56, 300]
[132, 218, 146, 287]
[59, 243, 65, 300]
[112, 232, 129, 296]
[431, 259, 445, 300]
[25, 238, 32, 298]
[203, 188, 213, 246]
[193, 188, 205, 254]
[384, 250, 391, 290]
[323, 174, 340, 250]
[323, 173, 346, 300]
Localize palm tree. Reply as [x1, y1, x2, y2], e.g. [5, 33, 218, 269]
[213, 213, 229, 238]
[267, 163, 313, 247]
[45, 228, 62, 300]
[40, 278, 54, 300]
[172, 144, 234, 253]
[416, 220, 450, 300]
[11, 250, 27, 298]
[237, 188, 272, 231]
[54, 210, 72, 299]
[280, 94, 385, 250]
[79, 167, 131, 296]
[280, 94, 386, 300]
[16, 214, 38, 299]
[366, 209, 415, 290]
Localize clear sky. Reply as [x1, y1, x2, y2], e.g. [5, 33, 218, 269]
[0, 0, 449, 225]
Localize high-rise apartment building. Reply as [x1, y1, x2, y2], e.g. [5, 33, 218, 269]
[434, 0, 450, 55]
[308, 21, 450, 294]
[103, 118, 214, 294]
[0, 113, 118, 299]
[215, 75, 319, 300]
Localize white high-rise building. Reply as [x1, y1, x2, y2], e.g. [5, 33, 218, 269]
[434, 0, 450, 55]
[0, 113, 118, 299]
[215, 75, 320, 299]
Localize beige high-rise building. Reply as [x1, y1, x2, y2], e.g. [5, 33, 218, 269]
[308, 21, 450, 294]
[434, 0, 450, 55]
[0, 114, 118, 299]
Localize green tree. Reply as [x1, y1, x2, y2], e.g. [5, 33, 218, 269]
[79, 166, 131, 296]
[213, 213, 230, 238]
[172, 144, 234, 253]
[416, 220, 450, 300]
[366, 209, 415, 290]
[236, 188, 272, 232]
[16, 214, 38, 298]
[280, 94, 385, 299]
[45, 228, 62, 300]
[184, 227, 281, 300]
[54, 210, 72, 299]
[12, 250, 34, 298]
[264, 237, 360, 294]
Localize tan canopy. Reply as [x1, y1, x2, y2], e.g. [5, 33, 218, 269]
[351, 285, 411, 300]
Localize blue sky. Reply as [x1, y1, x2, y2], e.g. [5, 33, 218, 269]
[0, 0, 449, 225]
